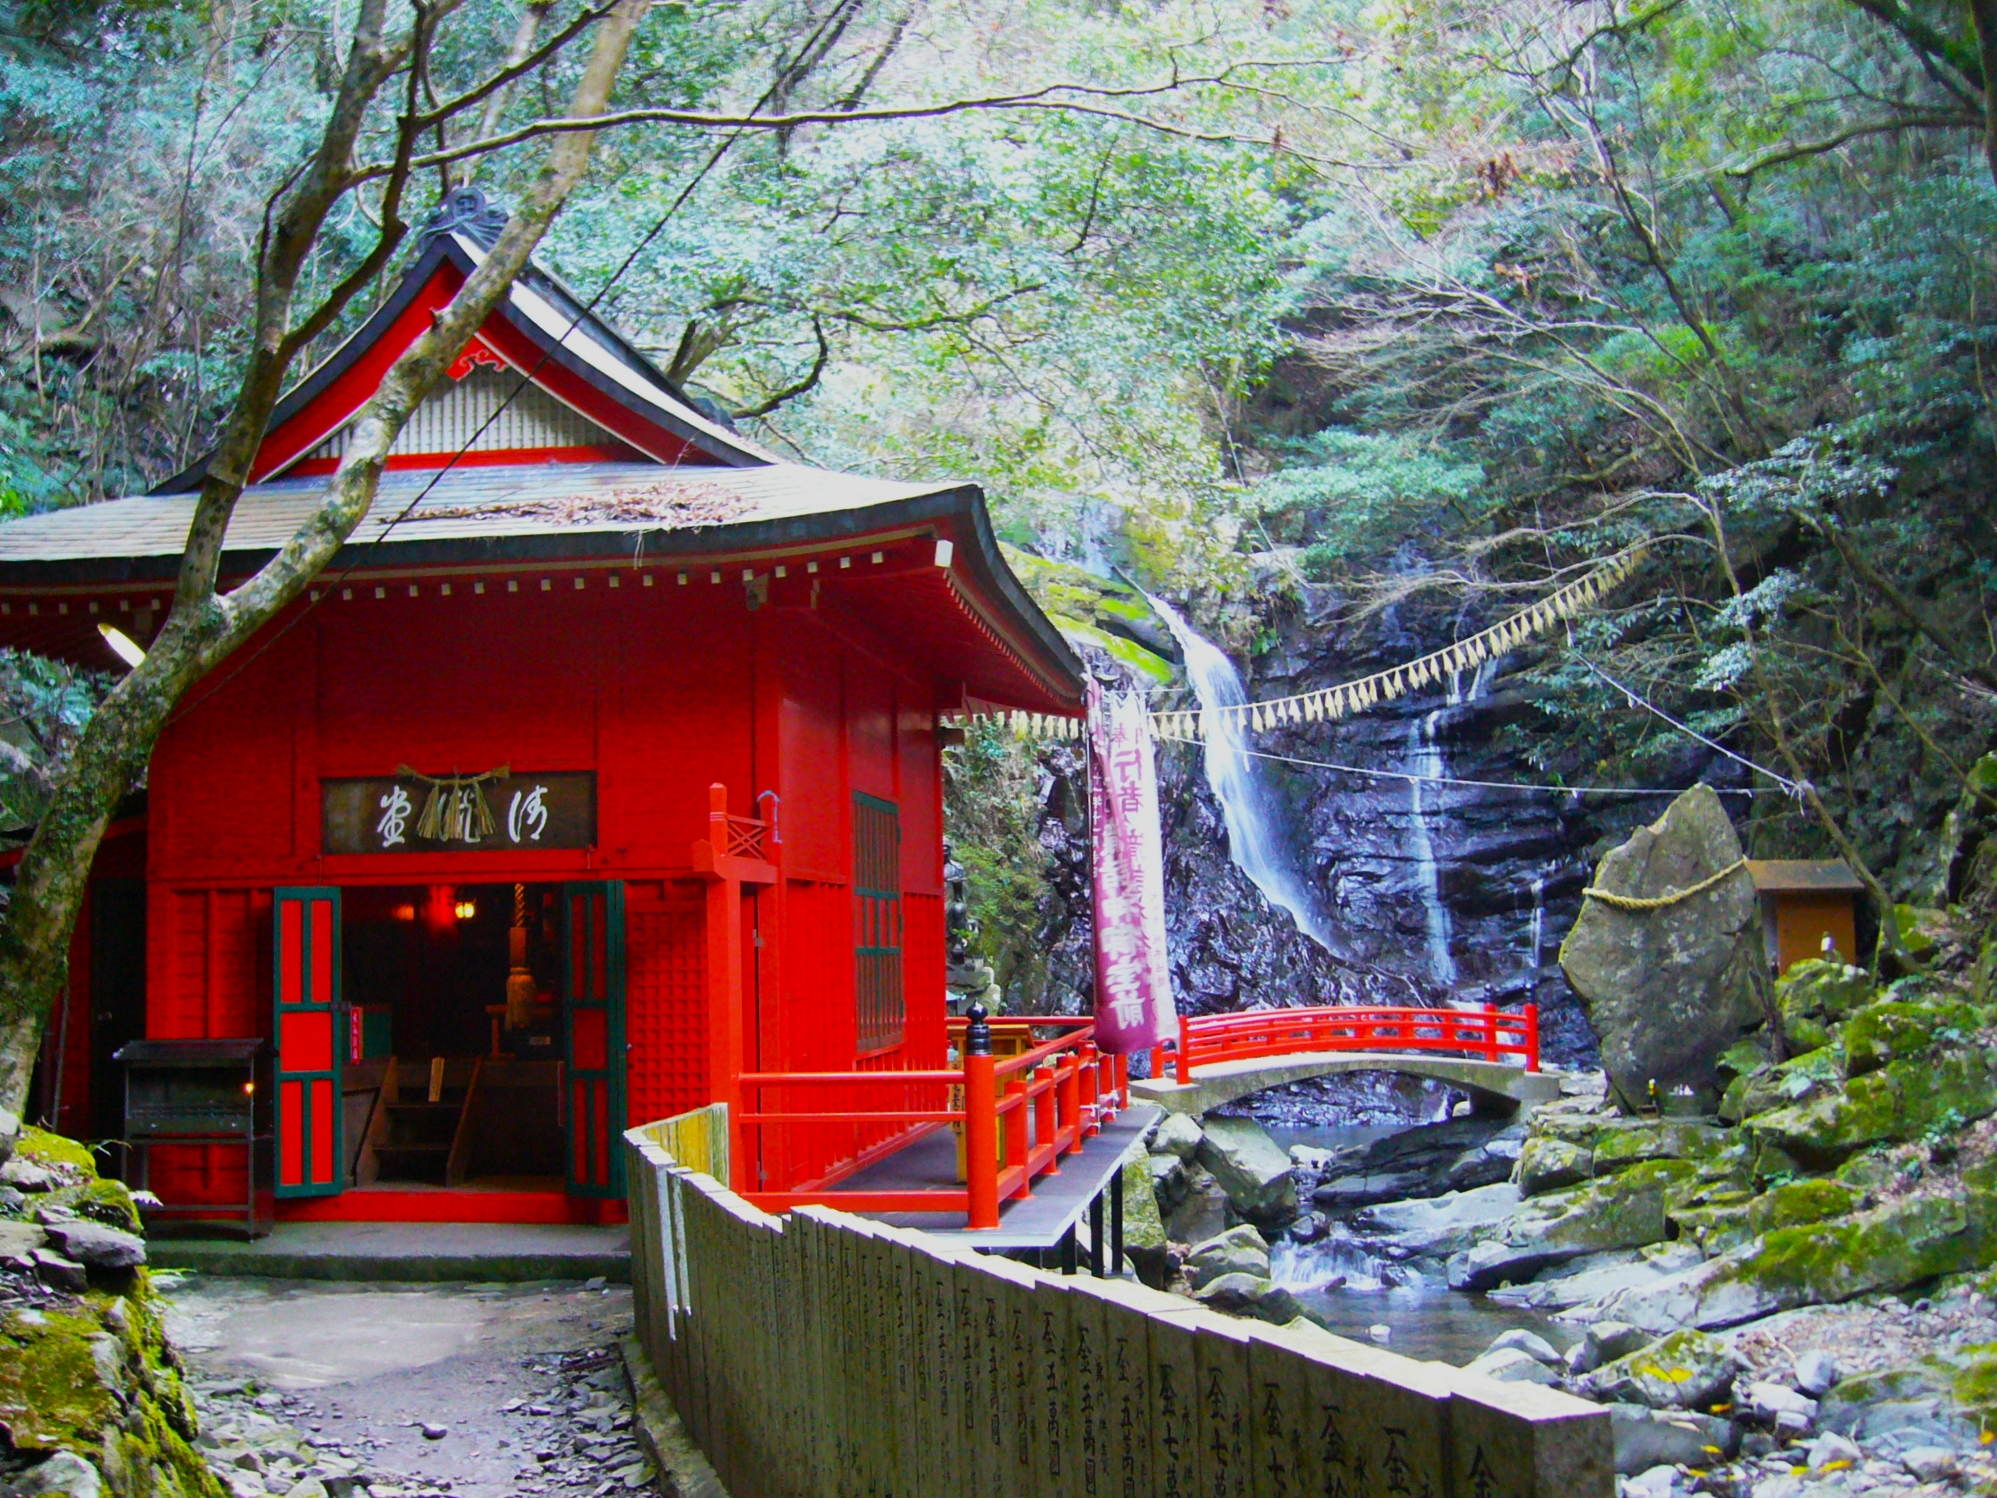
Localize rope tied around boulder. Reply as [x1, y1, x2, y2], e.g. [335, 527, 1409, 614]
[1580, 856, 1749, 911]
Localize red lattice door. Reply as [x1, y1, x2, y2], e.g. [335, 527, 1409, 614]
[273, 887, 342, 1198]
[563, 882, 626, 1197]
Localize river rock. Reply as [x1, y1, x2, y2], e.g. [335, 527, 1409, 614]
[1486, 1327, 1562, 1364]
[1195, 1117, 1296, 1224]
[1580, 1329, 1739, 1409]
[1794, 1351, 1840, 1399]
[1608, 1405, 1733, 1475]
[14, 1451, 104, 1498]
[1191, 1272, 1304, 1326]
[1462, 1347, 1558, 1385]
[1148, 1151, 1188, 1212]
[1567, 1320, 1652, 1375]
[1347, 1181, 1520, 1261]
[1447, 1160, 1696, 1290]
[1152, 1113, 1204, 1161]
[1185, 1224, 1270, 1290]
[40, 1218, 145, 1273]
[1311, 1116, 1522, 1211]
[1519, 1137, 1593, 1196]
[1557, 785, 1763, 1112]
[1165, 1165, 1230, 1245]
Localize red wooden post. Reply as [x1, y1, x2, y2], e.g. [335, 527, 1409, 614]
[1114, 1052, 1129, 1108]
[1175, 1015, 1192, 1084]
[1004, 1073, 1031, 1198]
[1483, 1006, 1499, 1063]
[1148, 1044, 1164, 1082]
[1061, 1053, 1084, 1155]
[1525, 1004, 1540, 1072]
[697, 784, 747, 1189]
[1035, 1065, 1059, 1174]
[963, 1006, 999, 1229]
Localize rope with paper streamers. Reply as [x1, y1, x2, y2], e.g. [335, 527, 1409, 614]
[949, 548, 1646, 743]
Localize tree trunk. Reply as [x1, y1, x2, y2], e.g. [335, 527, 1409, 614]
[0, 0, 652, 1134]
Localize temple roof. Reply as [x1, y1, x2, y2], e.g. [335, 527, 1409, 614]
[0, 192, 1084, 711]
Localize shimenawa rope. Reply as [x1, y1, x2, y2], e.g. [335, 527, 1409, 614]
[1580, 857, 1749, 911]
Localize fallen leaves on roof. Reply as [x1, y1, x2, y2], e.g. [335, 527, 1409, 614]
[410, 477, 752, 529]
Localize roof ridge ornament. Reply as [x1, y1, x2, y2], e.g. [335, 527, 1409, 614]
[416, 186, 512, 253]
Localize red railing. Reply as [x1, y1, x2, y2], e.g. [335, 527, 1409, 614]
[1161, 1003, 1539, 1083]
[734, 1015, 1130, 1230]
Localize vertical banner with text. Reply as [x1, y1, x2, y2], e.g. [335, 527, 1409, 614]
[1087, 680, 1177, 1053]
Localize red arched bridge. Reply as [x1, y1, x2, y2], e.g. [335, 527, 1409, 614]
[1131, 1002, 1562, 1115]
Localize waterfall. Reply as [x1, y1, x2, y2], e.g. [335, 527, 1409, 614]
[1404, 661, 1495, 990]
[1526, 876, 1546, 973]
[1146, 596, 1333, 950]
[1405, 711, 1458, 988]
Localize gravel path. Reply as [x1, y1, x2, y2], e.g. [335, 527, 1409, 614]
[160, 1275, 657, 1498]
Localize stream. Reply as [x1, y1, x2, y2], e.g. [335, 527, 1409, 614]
[1257, 1121, 1570, 1366]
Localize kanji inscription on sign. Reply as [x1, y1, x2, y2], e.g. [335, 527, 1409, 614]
[320, 772, 595, 853]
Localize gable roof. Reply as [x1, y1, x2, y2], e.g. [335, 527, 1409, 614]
[157, 189, 774, 492]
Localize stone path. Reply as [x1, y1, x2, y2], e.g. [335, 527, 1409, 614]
[160, 1274, 658, 1498]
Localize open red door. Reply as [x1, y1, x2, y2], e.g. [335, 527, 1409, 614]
[274, 887, 342, 1198]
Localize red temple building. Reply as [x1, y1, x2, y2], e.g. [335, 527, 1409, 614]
[0, 194, 1086, 1228]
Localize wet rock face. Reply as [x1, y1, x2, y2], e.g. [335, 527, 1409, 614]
[1005, 589, 1758, 1066]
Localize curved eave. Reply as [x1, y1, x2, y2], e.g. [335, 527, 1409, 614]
[0, 486, 1084, 712]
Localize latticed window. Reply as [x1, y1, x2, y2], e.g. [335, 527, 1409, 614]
[852, 793, 904, 1054]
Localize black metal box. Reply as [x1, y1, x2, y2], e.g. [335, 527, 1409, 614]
[113, 1039, 273, 1238]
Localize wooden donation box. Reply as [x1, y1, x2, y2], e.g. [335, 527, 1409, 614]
[1746, 859, 1865, 973]
[114, 1038, 274, 1238]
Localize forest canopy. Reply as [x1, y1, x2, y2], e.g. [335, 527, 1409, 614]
[2, 0, 1994, 903]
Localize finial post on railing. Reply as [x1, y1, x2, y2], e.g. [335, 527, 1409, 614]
[1525, 1004, 1540, 1073]
[1175, 1015, 1192, 1085]
[963, 1004, 999, 1228]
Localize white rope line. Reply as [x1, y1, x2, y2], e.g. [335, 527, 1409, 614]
[1568, 654, 1803, 797]
[1152, 734, 1760, 798]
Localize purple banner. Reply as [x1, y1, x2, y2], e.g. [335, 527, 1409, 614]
[1088, 680, 1177, 1054]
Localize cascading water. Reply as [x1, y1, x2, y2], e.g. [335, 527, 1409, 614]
[1526, 876, 1546, 972]
[1402, 661, 1498, 990]
[1404, 711, 1457, 988]
[1146, 596, 1334, 951]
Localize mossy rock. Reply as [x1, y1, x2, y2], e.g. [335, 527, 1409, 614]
[1833, 1148, 1902, 1196]
[1745, 1177, 1858, 1234]
[1583, 1329, 1739, 1410]
[1784, 1016, 1836, 1055]
[1717, 1036, 1772, 1082]
[1843, 999, 1983, 1076]
[38, 1177, 144, 1235]
[15, 1125, 96, 1176]
[1889, 905, 1949, 967]
[1529, 1113, 1612, 1149]
[1744, 1049, 1997, 1167]
[1722, 1046, 1844, 1125]
[1669, 1201, 1756, 1256]
[1518, 1136, 1593, 1197]
[0, 1306, 123, 1447]
[1592, 1120, 1732, 1175]
[1776, 960, 1875, 1026]
[1503, 1158, 1700, 1255]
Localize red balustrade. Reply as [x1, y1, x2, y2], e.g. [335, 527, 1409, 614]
[733, 1016, 1129, 1230]
[1165, 1003, 1539, 1083]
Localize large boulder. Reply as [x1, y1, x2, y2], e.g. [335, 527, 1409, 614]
[1558, 785, 1764, 1112]
[1184, 1224, 1270, 1291]
[1164, 1164, 1230, 1246]
[1194, 1117, 1297, 1224]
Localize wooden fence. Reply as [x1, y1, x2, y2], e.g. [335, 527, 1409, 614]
[625, 1114, 1612, 1498]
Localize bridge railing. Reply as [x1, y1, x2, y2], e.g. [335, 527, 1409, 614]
[1169, 1003, 1539, 1083]
[732, 1015, 1130, 1228]
[623, 1108, 1611, 1498]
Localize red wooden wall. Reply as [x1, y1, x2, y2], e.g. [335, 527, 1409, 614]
[126, 561, 950, 1201]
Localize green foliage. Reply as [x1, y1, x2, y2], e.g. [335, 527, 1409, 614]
[0, 648, 111, 828]
[942, 722, 1048, 984]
